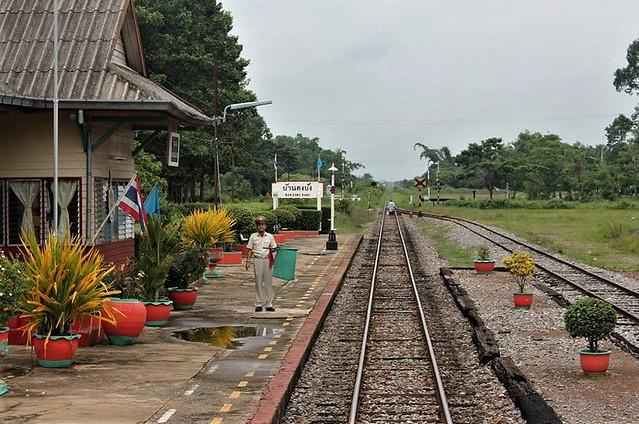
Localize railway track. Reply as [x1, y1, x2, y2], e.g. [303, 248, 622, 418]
[349, 211, 452, 423]
[409, 210, 639, 351]
[283, 211, 523, 423]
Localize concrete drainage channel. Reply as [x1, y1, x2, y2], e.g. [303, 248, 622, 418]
[439, 267, 562, 424]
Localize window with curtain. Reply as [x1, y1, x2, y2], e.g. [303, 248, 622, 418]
[7, 180, 42, 244]
[3, 178, 81, 246]
[44, 179, 80, 240]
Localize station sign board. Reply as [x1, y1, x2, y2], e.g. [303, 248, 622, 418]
[272, 181, 324, 199]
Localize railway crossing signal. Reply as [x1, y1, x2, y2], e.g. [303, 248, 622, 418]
[414, 177, 428, 216]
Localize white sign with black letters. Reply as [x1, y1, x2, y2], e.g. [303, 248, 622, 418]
[272, 181, 324, 199]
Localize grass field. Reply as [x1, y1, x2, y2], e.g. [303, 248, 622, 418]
[412, 205, 639, 271]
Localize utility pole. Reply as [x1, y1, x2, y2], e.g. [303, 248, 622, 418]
[212, 50, 221, 206]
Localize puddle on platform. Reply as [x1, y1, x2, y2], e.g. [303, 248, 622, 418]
[173, 326, 278, 349]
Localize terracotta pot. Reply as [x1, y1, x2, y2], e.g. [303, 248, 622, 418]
[8, 316, 30, 345]
[102, 298, 146, 345]
[235, 244, 250, 257]
[32, 334, 81, 368]
[474, 261, 495, 273]
[513, 292, 534, 309]
[143, 300, 173, 327]
[168, 288, 198, 310]
[579, 349, 611, 373]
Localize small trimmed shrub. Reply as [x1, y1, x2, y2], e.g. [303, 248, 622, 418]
[295, 209, 322, 230]
[475, 245, 492, 262]
[503, 251, 536, 293]
[564, 298, 616, 352]
[167, 248, 207, 289]
[0, 252, 30, 327]
[274, 206, 301, 229]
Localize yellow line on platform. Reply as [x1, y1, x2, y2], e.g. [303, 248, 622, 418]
[245, 371, 255, 377]
[264, 346, 273, 352]
[219, 404, 232, 413]
[282, 322, 290, 327]
[229, 391, 241, 399]
[258, 354, 268, 359]
[238, 381, 248, 388]
[210, 417, 223, 424]
[268, 340, 277, 345]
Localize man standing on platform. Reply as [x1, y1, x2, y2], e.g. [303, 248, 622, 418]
[246, 216, 277, 312]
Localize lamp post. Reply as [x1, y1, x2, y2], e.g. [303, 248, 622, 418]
[213, 100, 272, 206]
[326, 163, 338, 250]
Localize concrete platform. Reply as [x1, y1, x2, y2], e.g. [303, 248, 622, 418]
[0, 234, 361, 424]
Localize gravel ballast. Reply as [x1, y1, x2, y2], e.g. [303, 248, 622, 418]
[415, 215, 639, 423]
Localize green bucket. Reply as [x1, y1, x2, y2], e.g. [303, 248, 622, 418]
[273, 247, 298, 281]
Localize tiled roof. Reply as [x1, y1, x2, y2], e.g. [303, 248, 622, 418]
[0, 0, 211, 125]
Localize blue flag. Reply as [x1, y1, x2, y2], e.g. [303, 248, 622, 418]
[144, 185, 160, 217]
[316, 154, 323, 171]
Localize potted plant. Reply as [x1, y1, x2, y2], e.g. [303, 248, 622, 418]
[0, 252, 30, 348]
[473, 245, 495, 273]
[166, 248, 206, 310]
[564, 298, 617, 373]
[20, 231, 118, 367]
[502, 251, 536, 309]
[139, 216, 180, 325]
[101, 259, 152, 339]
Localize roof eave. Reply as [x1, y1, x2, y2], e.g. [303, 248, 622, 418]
[0, 95, 213, 128]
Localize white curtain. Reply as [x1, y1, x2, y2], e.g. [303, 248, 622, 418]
[9, 181, 40, 236]
[57, 181, 77, 236]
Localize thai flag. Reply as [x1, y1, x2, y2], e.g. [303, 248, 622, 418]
[118, 176, 148, 233]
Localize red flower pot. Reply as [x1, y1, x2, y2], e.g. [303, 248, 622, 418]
[32, 334, 81, 368]
[70, 316, 104, 347]
[579, 349, 611, 373]
[513, 292, 534, 309]
[474, 261, 495, 273]
[8, 316, 30, 345]
[235, 244, 250, 257]
[143, 300, 173, 327]
[0, 327, 8, 355]
[102, 298, 146, 345]
[168, 288, 198, 310]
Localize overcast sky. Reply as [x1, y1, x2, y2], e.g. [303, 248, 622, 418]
[224, 1, 639, 181]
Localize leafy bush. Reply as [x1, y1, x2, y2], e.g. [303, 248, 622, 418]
[295, 209, 322, 230]
[175, 202, 213, 216]
[0, 252, 30, 327]
[137, 216, 180, 301]
[226, 206, 255, 241]
[445, 199, 575, 209]
[564, 298, 616, 352]
[182, 208, 236, 251]
[103, 259, 145, 300]
[503, 251, 536, 292]
[21, 231, 118, 338]
[337, 199, 352, 216]
[274, 206, 301, 229]
[475, 245, 492, 262]
[167, 248, 207, 289]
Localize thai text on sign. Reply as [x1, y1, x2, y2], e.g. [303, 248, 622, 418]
[272, 181, 324, 199]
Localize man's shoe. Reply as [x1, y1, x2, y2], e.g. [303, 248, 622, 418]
[255, 306, 263, 312]
[266, 307, 275, 312]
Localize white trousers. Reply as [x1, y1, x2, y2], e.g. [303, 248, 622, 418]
[253, 258, 274, 307]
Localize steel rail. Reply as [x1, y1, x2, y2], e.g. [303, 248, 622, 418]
[409, 209, 639, 323]
[348, 209, 385, 424]
[394, 212, 454, 424]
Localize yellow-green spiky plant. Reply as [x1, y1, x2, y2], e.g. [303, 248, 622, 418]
[20, 230, 119, 341]
[182, 207, 236, 252]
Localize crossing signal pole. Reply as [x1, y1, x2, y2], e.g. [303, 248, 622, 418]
[414, 177, 428, 217]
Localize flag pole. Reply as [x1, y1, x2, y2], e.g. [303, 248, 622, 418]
[89, 176, 135, 245]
